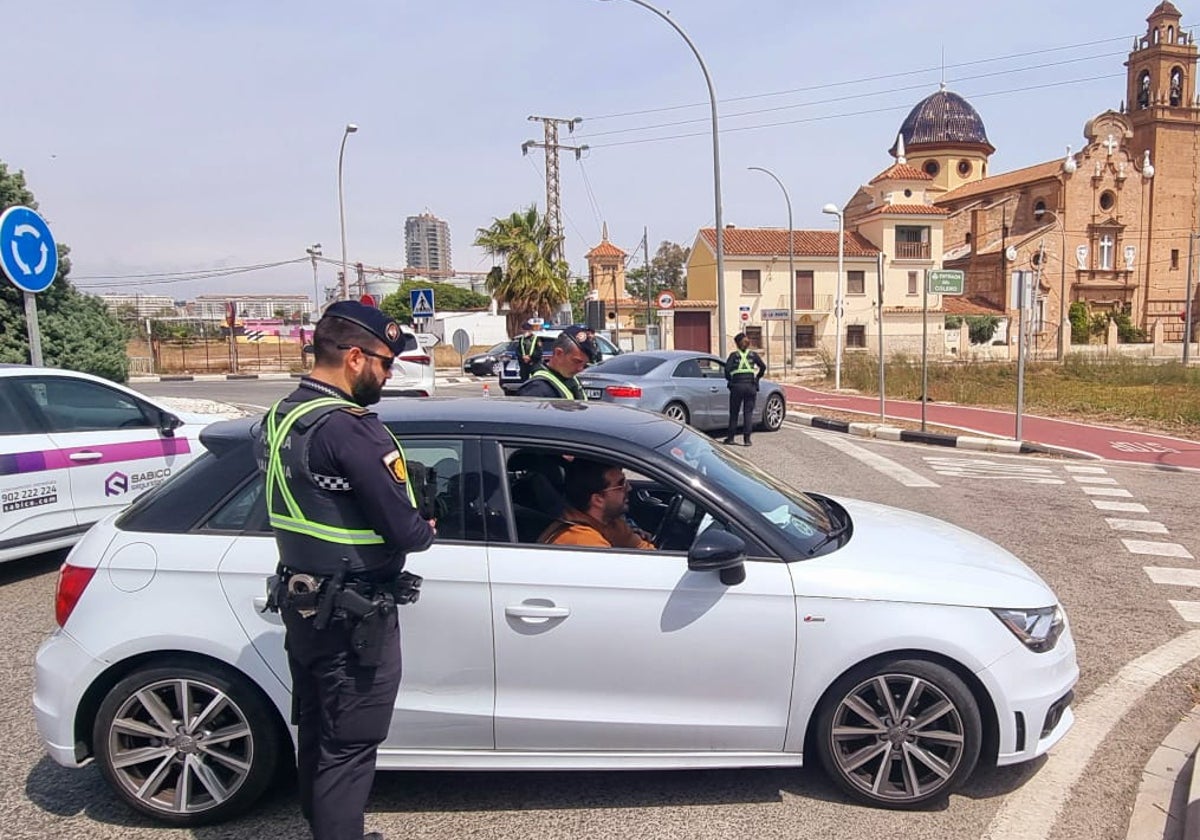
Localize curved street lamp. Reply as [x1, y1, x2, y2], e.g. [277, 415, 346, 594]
[599, 0, 727, 353]
[748, 166, 794, 368]
[822, 203, 845, 390]
[338, 122, 358, 300]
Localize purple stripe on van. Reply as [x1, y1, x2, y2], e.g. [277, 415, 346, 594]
[0, 438, 192, 477]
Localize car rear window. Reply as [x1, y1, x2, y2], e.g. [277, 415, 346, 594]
[587, 355, 666, 376]
[116, 442, 257, 534]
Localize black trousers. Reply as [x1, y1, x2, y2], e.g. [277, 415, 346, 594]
[283, 607, 401, 840]
[728, 381, 758, 442]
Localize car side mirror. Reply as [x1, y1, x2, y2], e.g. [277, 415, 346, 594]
[688, 529, 747, 586]
[159, 411, 183, 437]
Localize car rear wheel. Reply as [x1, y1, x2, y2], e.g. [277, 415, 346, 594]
[814, 658, 981, 809]
[663, 401, 690, 424]
[759, 392, 786, 431]
[93, 663, 282, 826]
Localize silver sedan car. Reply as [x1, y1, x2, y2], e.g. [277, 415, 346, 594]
[577, 350, 787, 433]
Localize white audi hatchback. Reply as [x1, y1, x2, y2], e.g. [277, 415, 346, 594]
[0, 364, 220, 564]
[34, 398, 1077, 826]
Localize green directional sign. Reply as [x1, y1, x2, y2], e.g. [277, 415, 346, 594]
[927, 269, 965, 295]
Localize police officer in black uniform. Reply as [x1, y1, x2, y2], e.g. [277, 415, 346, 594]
[515, 319, 543, 382]
[515, 325, 596, 399]
[258, 301, 435, 840]
[723, 331, 767, 446]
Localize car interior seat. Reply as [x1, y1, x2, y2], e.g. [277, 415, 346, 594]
[507, 450, 567, 543]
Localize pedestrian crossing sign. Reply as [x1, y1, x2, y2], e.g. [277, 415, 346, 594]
[410, 288, 435, 319]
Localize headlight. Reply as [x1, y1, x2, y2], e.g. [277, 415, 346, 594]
[991, 605, 1065, 653]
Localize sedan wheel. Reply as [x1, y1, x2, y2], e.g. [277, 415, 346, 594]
[815, 659, 981, 808]
[93, 664, 281, 826]
[663, 401, 690, 425]
[759, 393, 786, 431]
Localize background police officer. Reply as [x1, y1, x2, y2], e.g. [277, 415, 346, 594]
[723, 331, 767, 446]
[516, 325, 595, 399]
[515, 318, 543, 382]
[259, 301, 435, 840]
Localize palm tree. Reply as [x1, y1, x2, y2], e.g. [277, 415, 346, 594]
[474, 205, 569, 335]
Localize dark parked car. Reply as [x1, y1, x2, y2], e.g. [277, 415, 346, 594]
[462, 342, 510, 377]
[498, 327, 621, 394]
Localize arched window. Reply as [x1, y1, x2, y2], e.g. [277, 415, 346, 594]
[1138, 70, 1152, 109]
[1034, 200, 1047, 220]
[1171, 66, 1184, 106]
[1168, 26, 1175, 43]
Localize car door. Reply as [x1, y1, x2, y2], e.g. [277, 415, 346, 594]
[668, 357, 719, 429]
[486, 442, 797, 752]
[217, 436, 496, 750]
[11, 375, 193, 528]
[0, 378, 79, 557]
[696, 356, 731, 429]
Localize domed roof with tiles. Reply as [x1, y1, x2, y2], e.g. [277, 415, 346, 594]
[888, 88, 995, 155]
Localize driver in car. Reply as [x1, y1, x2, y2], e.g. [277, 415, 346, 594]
[538, 458, 656, 550]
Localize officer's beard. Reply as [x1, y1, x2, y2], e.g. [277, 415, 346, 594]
[350, 369, 384, 406]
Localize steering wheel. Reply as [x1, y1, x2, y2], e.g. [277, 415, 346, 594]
[652, 493, 684, 549]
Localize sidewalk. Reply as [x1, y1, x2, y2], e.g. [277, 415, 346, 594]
[781, 383, 1200, 470]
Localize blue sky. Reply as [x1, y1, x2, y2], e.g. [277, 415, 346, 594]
[4, 1, 1166, 300]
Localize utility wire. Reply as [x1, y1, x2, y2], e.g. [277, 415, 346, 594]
[576, 158, 606, 237]
[74, 258, 308, 289]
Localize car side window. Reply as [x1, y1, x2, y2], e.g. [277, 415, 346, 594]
[673, 359, 702, 379]
[401, 439, 470, 542]
[17, 377, 155, 433]
[696, 358, 725, 378]
[203, 477, 268, 533]
[0, 381, 41, 435]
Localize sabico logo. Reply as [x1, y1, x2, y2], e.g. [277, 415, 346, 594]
[104, 471, 129, 497]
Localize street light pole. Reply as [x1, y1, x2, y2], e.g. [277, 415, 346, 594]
[600, 0, 727, 353]
[748, 166, 794, 369]
[337, 123, 358, 301]
[306, 243, 322, 320]
[822, 204, 845, 390]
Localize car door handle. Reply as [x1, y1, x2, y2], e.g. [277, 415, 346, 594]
[505, 604, 570, 619]
[252, 596, 283, 622]
[69, 451, 104, 462]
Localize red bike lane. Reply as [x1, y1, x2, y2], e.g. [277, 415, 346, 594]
[782, 383, 1200, 470]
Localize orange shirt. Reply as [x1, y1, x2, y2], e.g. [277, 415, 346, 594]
[539, 508, 656, 550]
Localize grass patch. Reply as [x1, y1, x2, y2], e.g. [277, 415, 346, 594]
[835, 353, 1200, 434]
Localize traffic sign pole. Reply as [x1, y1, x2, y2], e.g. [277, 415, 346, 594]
[23, 292, 43, 366]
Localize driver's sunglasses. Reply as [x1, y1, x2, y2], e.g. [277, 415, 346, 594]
[601, 476, 630, 493]
[337, 344, 395, 371]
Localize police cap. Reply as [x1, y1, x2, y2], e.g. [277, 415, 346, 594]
[560, 324, 599, 359]
[322, 300, 406, 354]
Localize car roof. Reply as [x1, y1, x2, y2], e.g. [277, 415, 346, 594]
[200, 396, 685, 454]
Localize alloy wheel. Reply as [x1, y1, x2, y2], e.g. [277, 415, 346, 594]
[762, 394, 785, 430]
[663, 402, 689, 424]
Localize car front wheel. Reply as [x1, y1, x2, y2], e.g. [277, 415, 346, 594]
[93, 663, 282, 826]
[759, 392, 786, 431]
[814, 658, 982, 808]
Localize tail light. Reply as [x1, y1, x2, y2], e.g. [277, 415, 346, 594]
[405, 355, 432, 366]
[55, 563, 97, 627]
[606, 385, 642, 398]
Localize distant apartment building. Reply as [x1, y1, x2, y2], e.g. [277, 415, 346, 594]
[98, 293, 178, 317]
[405, 212, 452, 275]
[192, 294, 313, 321]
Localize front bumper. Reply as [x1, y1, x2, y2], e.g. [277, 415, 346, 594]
[981, 622, 1079, 765]
[33, 628, 106, 768]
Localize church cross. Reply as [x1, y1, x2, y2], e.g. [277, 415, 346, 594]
[1103, 134, 1119, 156]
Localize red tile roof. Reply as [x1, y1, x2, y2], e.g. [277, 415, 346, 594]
[675, 299, 717, 308]
[942, 294, 1006, 315]
[869, 163, 934, 184]
[698, 227, 879, 258]
[935, 159, 1063, 205]
[586, 239, 627, 258]
[856, 204, 950, 220]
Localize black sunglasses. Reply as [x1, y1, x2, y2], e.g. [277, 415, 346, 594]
[337, 344, 395, 371]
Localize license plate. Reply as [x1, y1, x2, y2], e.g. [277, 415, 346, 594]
[584, 388, 603, 399]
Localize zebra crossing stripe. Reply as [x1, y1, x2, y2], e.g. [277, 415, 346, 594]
[1106, 518, 1168, 534]
[1121, 539, 1194, 559]
[1071, 475, 1118, 485]
[1065, 465, 1108, 474]
[1091, 500, 1149, 513]
[1081, 486, 1133, 497]
[1146, 567, 1200, 587]
[1167, 601, 1200, 622]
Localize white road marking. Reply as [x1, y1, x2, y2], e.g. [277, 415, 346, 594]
[1121, 539, 1194, 559]
[800, 429, 939, 487]
[1169, 601, 1200, 622]
[1081, 487, 1134, 497]
[1065, 465, 1109, 474]
[1071, 475, 1118, 485]
[1092, 500, 1150, 513]
[1146, 567, 1200, 587]
[1106, 518, 1169, 534]
[922, 456, 1063, 484]
[982, 629, 1200, 840]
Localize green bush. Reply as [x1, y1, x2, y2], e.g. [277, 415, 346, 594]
[1069, 301, 1089, 344]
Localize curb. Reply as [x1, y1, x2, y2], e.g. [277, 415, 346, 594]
[1125, 704, 1200, 840]
[786, 410, 1092, 458]
[130, 373, 303, 383]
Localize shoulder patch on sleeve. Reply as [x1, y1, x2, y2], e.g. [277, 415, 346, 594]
[339, 406, 371, 417]
[383, 450, 408, 484]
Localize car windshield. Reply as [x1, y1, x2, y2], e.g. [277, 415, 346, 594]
[655, 430, 833, 553]
[586, 355, 666, 376]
